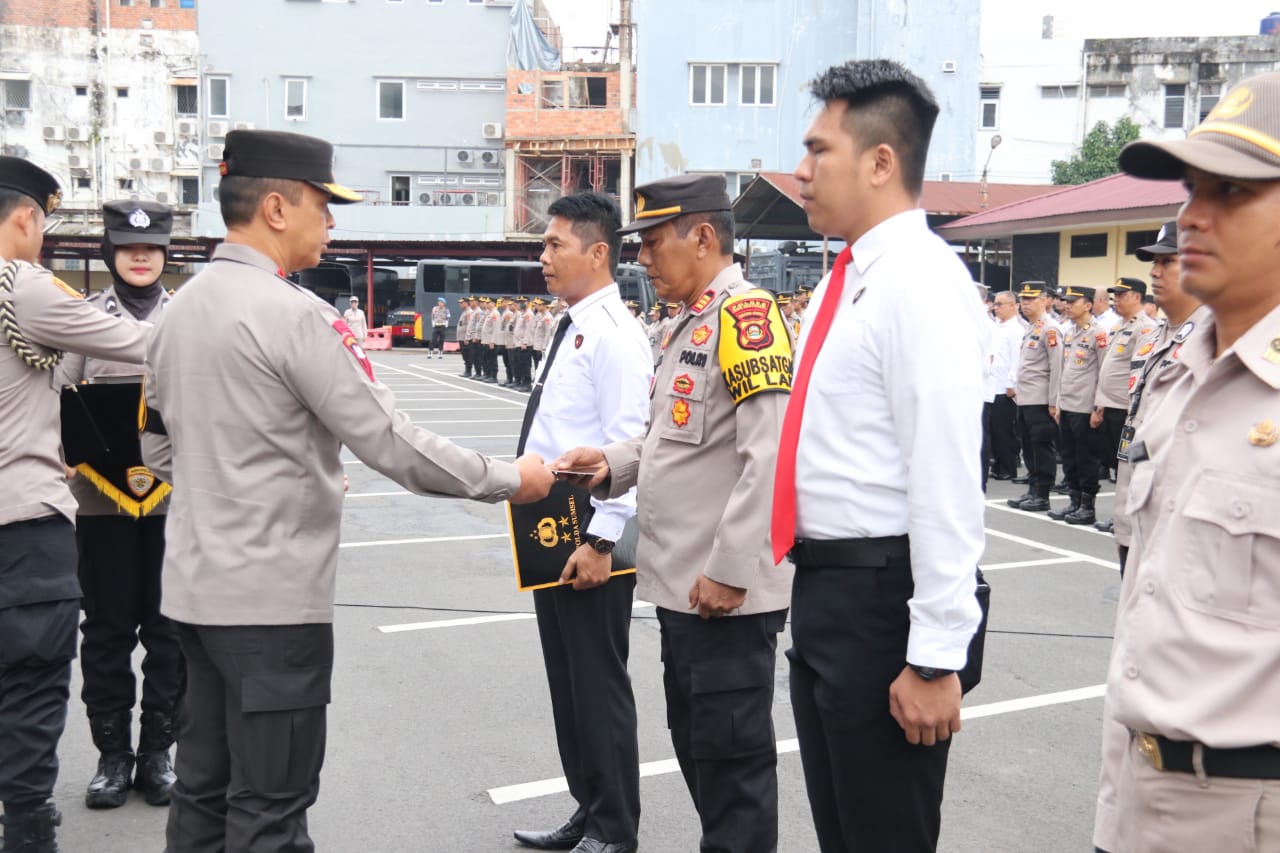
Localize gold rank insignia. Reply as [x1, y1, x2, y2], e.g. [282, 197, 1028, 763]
[1249, 419, 1278, 447]
[1263, 337, 1280, 365]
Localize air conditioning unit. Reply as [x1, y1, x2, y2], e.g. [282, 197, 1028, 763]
[458, 193, 475, 205]
[456, 149, 475, 166]
[154, 130, 173, 146]
[481, 192, 501, 206]
[128, 157, 145, 171]
[65, 126, 89, 142]
[207, 120, 228, 139]
[233, 121, 255, 131]
[176, 119, 198, 136]
[2, 144, 29, 158]
[941, 60, 958, 74]
[479, 150, 500, 168]
[206, 143, 225, 161]
[68, 154, 87, 169]
[155, 191, 169, 203]
[418, 192, 433, 205]
[150, 157, 171, 172]
[938, 171, 953, 182]
[42, 126, 64, 141]
[433, 190, 454, 205]
[482, 121, 503, 139]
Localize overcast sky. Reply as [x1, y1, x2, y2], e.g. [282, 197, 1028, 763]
[538, 0, 1279, 61]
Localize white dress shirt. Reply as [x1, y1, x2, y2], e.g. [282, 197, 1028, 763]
[1094, 307, 1120, 331]
[792, 209, 986, 669]
[525, 283, 652, 541]
[986, 315, 1024, 399]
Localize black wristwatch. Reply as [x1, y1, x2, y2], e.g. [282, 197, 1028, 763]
[909, 664, 956, 682]
[584, 534, 615, 555]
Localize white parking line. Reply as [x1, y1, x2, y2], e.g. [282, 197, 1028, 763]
[409, 418, 524, 425]
[372, 361, 526, 407]
[985, 493, 1117, 539]
[486, 683, 1107, 804]
[378, 600, 655, 634]
[342, 454, 515, 467]
[344, 490, 410, 499]
[979, 556, 1077, 572]
[983, 527, 1119, 570]
[339, 533, 507, 549]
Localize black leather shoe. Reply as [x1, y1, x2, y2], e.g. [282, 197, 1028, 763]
[1094, 518, 1114, 533]
[991, 472, 1015, 481]
[570, 840, 637, 853]
[1051, 480, 1070, 495]
[513, 815, 586, 850]
[1017, 496, 1051, 512]
[1012, 475, 1029, 484]
[1006, 491, 1033, 508]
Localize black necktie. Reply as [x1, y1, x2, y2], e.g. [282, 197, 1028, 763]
[517, 313, 573, 454]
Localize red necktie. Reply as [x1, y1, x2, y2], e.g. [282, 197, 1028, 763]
[771, 247, 853, 564]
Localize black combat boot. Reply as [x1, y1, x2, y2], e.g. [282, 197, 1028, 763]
[1048, 491, 1080, 521]
[135, 711, 177, 806]
[1016, 488, 1052, 512]
[1065, 493, 1097, 525]
[85, 712, 133, 809]
[1006, 490, 1035, 508]
[1, 801, 62, 853]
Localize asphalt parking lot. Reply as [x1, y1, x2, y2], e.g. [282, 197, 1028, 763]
[53, 348, 1121, 853]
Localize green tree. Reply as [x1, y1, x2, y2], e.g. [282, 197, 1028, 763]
[1050, 117, 1142, 185]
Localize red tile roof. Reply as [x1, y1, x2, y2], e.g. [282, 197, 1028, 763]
[936, 173, 1188, 240]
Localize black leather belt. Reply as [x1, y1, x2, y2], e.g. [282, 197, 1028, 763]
[789, 535, 910, 569]
[1134, 732, 1280, 779]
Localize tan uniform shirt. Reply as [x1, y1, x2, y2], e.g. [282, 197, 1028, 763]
[513, 308, 533, 347]
[480, 308, 499, 345]
[1057, 317, 1107, 413]
[1014, 316, 1063, 407]
[0, 261, 148, 531]
[431, 304, 448, 328]
[343, 306, 367, 341]
[532, 311, 552, 351]
[647, 317, 666, 364]
[599, 265, 794, 615]
[1095, 313, 1158, 410]
[55, 286, 172, 517]
[455, 307, 472, 342]
[502, 309, 517, 347]
[142, 243, 519, 627]
[1095, 305, 1280, 848]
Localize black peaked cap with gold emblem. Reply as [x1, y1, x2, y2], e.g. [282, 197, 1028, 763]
[0, 156, 61, 214]
[1108, 277, 1147, 295]
[221, 129, 361, 204]
[618, 173, 732, 234]
[1061, 286, 1096, 302]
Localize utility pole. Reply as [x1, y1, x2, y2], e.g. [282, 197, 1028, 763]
[618, 0, 634, 226]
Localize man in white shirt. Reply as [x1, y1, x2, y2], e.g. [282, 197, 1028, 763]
[1092, 290, 1120, 333]
[773, 59, 986, 853]
[984, 290, 1024, 484]
[342, 295, 366, 342]
[513, 192, 651, 853]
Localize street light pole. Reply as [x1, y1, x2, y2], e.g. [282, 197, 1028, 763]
[978, 134, 1003, 285]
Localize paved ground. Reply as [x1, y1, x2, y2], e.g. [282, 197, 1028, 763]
[51, 349, 1122, 852]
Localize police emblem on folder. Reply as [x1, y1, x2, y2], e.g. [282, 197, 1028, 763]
[60, 379, 170, 518]
[507, 480, 637, 591]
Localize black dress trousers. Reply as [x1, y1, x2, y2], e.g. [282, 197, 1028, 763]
[788, 558, 952, 853]
[657, 607, 786, 853]
[1017, 404, 1058, 494]
[165, 622, 332, 853]
[532, 574, 641, 845]
[0, 516, 80, 807]
[76, 514, 183, 717]
[1059, 410, 1104, 495]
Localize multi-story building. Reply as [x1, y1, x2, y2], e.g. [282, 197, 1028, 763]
[0, 0, 199, 214]
[633, 0, 982, 193]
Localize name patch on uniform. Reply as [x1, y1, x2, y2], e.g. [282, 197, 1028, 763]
[690, 289, 716, 314]
[678, 349, 708, 368]
[671, 399, 692, 427]
[690, 325, 713, 346]
[331, 319, 375, 381]
[719, 291, 792, 405]
[673, 374, 695, 395]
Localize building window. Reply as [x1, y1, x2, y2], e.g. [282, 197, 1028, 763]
[1039, 84, 1078, 99]
[1198, 82, 1222, 122]
[118, 178, 135, 190]
[151, 0, 164, 6]
[74, 85, 88, 97]
[119, 0, 132, 5]
[1088, 84, 1126, 97]
[75, 177, 92, 190]
[738, 173, 755, 195]
[378, 80, 405, 120]
[390, 175, 411, 204]
[1124, 230, 1159, 255]
[1069, 233, 1108, 258]
[0, 80, 31, 110]
[116, 87, 129, 98]
[207, 77, 229, 117]
[1164, 84, 1186, 128]
[427, 0, 443, 4]
[285, 78, 307, 120]
[174, 84, 198, 116]
[541, 79, 565, 108]
[980, 86, 1000, 129]
[180, 176, 199, 205]
[690, 64, 726, 106]
[740, 64, 775, 106]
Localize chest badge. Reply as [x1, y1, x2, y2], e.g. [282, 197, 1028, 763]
[125, 466, 156, 497]
[1249, 419, 1279, 447]
[672, 374, 695, 395]
[1264, 336, 1280, 365]
[690, 325, 713, 346]
[671, 399, 692, 427]
[574, 334, 584, 349]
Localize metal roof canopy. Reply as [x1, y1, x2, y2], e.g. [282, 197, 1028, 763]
[732, 173, 821, 241]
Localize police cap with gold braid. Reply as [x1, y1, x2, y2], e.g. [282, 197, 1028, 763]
[0, 156, 61, 214]
[1016, 281, 1047, 298]
[618, 173, 732, 234]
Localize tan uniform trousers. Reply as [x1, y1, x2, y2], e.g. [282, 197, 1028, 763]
[1116, 738, 1280, 853]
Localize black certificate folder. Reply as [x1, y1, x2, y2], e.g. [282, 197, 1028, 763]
[507, 480, 637, 591]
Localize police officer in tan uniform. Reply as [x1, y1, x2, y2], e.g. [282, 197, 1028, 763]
[56, 199, 183, 811]
[141, 129, 553, 853]
[343, 295, 366, 342]
[1094, 69, 1280, 853]
[0, 158, 151, 853]
[456, 297, 475, 377]
[529, 297, 551, 376]
[1050, 286, 1107, 524]
[479, 296, 499, 382]
[1007, 282, 1063, 512]
[512, 296, 533, 391]
[1090, 277, 1157, 533]
[429, 296, 448, 358]
[469, 296, 486, 378]
[500, 298, 518, 386]
[557, 175, 794, 853]
[1106, 223, 1210, 567]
